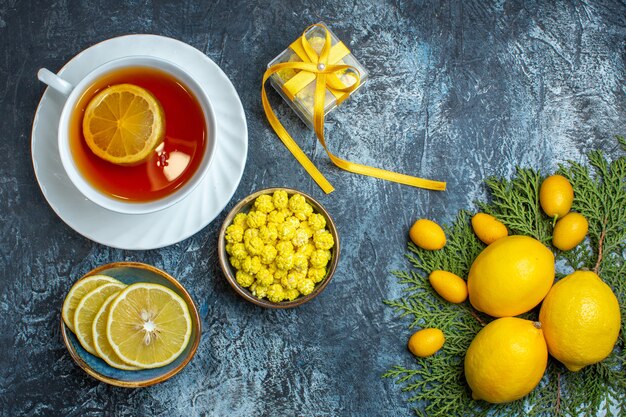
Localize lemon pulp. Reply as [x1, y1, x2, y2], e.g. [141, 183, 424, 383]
[62, 274, 122, 333]
[92, 293, 141, 370]
[107, 283, 192, 368]
[73, 282, 126, 355]
[82, 83, 165, 165]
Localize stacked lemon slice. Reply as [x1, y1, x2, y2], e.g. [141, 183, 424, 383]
[62, 275, 192, 370]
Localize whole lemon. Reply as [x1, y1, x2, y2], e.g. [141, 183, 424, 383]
[429, 270, 468, 303]
[552, 212, 588, 251]
[408, 328, 445, 357]
[471, 213, 508, 245]
[539, 271, 621, 372]
[464, 317, 548, 403]
[539, 175, 574, 220]
[467, 235, 554, 317]
[409, 219, 446, 250]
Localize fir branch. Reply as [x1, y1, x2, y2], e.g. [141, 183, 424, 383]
[385, 137, 626, 416]
[479, 168, 552, 244]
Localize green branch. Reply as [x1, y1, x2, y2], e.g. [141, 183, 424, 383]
[384, 137, 626, 416]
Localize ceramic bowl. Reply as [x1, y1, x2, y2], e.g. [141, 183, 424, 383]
[218, 187, 339, 308]
[60, 262, 201, 388]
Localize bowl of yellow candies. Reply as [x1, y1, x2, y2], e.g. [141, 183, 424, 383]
[218, 188, 339, 308]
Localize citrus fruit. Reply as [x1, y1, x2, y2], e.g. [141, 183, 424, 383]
[471, 213, 508, 245]
[552, 212, 588, 251]
[408, 328, 445, 357]
[467, 235, 554, 317]
[539, 174, 574, 221]
[429, 270, 468, 303]
[464, 317, 548, 403]
[409, 219, 446, 250]
[74, 281, 126, 355]
[62, 274, 122, 333]
[539, 271, 621, 372]
[107, 283, 192, 368]
[92, 293, 141, 370]
[83, 83, 165, 165]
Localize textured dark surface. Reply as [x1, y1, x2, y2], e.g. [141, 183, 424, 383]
[1, 0, 625, 416]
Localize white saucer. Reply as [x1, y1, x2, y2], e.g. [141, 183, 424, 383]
[31, 35, 248, 250]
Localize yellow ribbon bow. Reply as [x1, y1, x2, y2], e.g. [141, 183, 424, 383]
[262, 23, 447, 194]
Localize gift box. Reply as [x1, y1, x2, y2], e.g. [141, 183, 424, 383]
[262, 23, 446, 194]
[267, 23, 368, 129]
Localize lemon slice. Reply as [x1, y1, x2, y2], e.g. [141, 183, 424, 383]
[92, 293, 141, 370]
[74, 282, 126, 355]
[83, 83, 165, 165]
[107, 283, 192, 368]
[62, 274, 122, 333]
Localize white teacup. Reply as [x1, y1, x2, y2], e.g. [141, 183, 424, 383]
[38, 56, 216, 215]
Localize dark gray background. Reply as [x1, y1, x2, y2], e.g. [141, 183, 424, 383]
[1, 0, 624, 416]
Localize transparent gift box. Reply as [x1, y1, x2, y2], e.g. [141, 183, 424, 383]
[267, 23, 368, 129]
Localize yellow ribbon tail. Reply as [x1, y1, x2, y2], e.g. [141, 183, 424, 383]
[262, 23, 447, 194]
[262, 68, 335, 194]
[325, 150, 447, 191]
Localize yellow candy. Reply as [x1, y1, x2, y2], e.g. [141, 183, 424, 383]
[308, 213, 326, 231]
[245, 236, 264, 256]
[232, 212, 247, 226]
[297, 278, 315, 296]
[226, 191, 333, 303]
[313, 230, 334, 250]
[308, 267, 327, 284]
[259, 225, 278, 244]
[292, 228, 309, 247]
[267, 284, 285, 303]
[254, 194, 275, 213]
[225, 224, 245, 243]
[277, 223, 296, 241]
[288, 194, 307, 213]
[281, 274, 298, 290]
[284, 288, 300, 301]
[267, 210, 286, 224]
[257, 268, 274, 287]
[276, 240, 294, 255]
[310, 249, 331, 268]
[272, 190, 289, 209]
[275, 253, 295, 270]
[236, 271, 254, 288]
[260, 245, 277, 264]
[231, 243, 247, 260]
[246, 211, 267, 229]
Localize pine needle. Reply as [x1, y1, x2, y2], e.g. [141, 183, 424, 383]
[384, 136, 626, 416]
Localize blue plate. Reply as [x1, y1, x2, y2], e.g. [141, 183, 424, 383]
[61, 262, 201, 387]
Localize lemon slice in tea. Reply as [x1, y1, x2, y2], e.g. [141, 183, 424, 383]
[92, 293, 141, 370]
[83, 83, 165, 165]
[107, 283, 192, 369]
[62, 274, 122, 333]
[74, 282, 126, 355]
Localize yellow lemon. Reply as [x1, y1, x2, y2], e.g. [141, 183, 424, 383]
[408, 328, 445, 357]
[73, 282, 126, 356]
[409, 219, 446, 250]
[464, 317, 548, 403]
[92, 293, 141, 370]
[552, 212, 588, 251]
[467, 235, 554, 317]
[83, 84, 165, 165]
[539, 271, 621, 372]
[471, 213, 508, 245]
[539, 175, 574, 221]
[429, 270, 468, 303]
[62, 274, 122, 333]
[107, 283, 192, 368]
